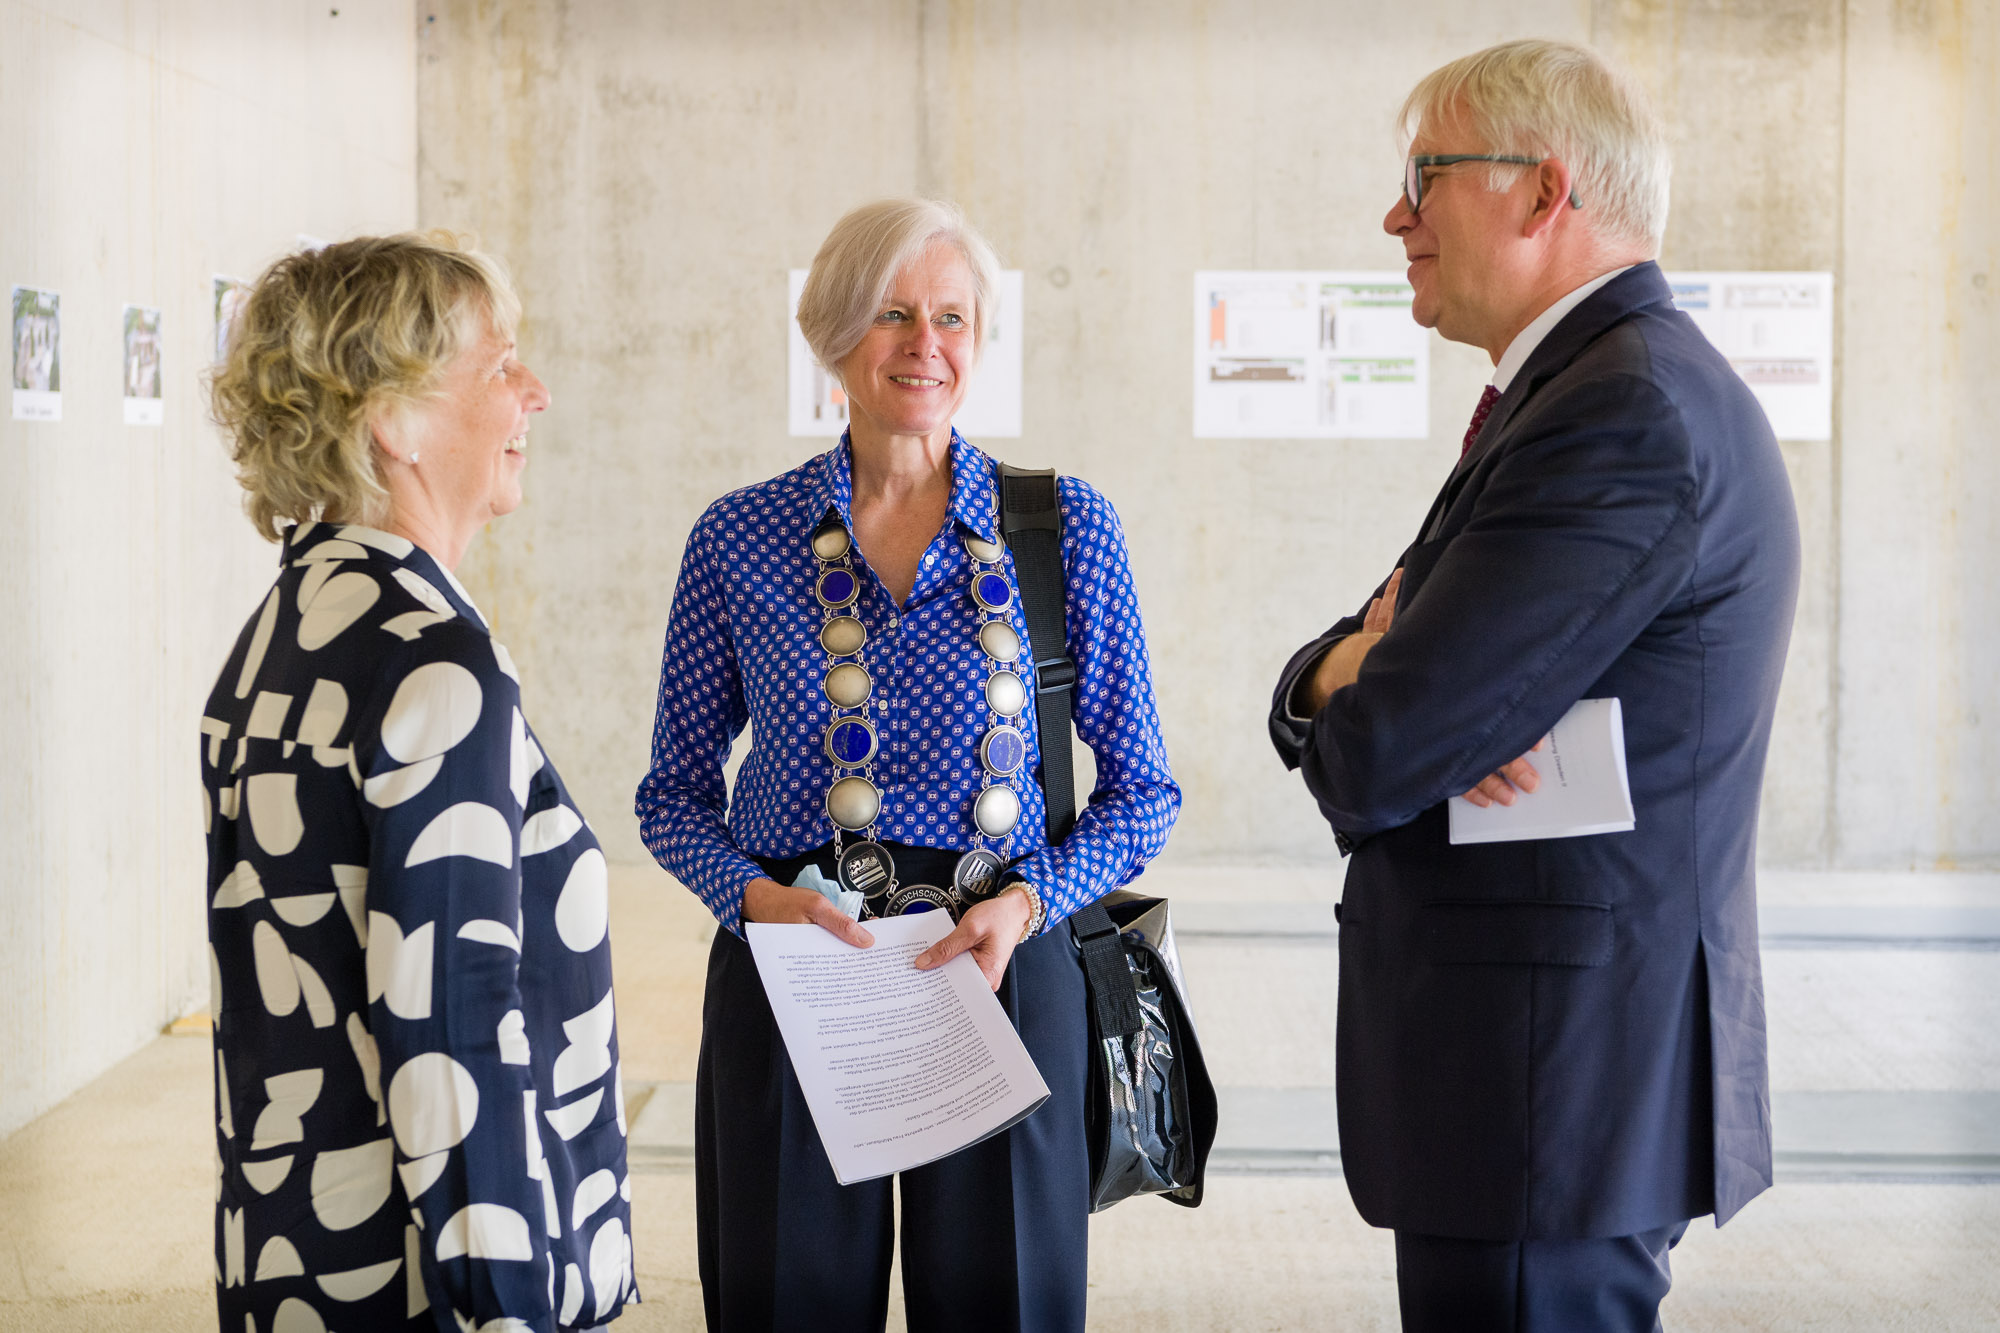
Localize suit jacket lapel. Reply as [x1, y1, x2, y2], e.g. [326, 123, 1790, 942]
[1422, 263, 1677, 541]
[1467, 262, 1676, 469]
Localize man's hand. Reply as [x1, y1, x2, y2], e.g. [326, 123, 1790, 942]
[1297, 568, 1404, 716]
[1290, 564, 1543, 809]
[741, 876, 874, 948]
[912, 885, 1035, 991]
[1460, 739, 1544, 807]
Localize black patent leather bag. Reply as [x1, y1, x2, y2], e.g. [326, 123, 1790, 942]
[1071, 892, 1218, 1211]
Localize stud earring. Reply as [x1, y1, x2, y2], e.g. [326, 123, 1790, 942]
[408, 450, 420, 465]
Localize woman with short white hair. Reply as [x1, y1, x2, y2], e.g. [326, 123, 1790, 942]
[636, 199, 1180, 1330]
[204, 234, 635, 1332]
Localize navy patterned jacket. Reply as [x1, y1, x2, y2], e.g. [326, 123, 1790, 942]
[202, 522, 635, 1332]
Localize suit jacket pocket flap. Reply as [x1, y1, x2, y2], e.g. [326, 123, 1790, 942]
[1419, 900, 1612, 967]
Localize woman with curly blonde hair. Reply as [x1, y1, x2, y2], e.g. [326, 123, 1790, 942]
[202, 233, 635, 1332]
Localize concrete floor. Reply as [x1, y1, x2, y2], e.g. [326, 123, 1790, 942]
[4, 864, 1997, 1331]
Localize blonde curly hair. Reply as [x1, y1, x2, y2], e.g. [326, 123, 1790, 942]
[210, 233, 522, 540]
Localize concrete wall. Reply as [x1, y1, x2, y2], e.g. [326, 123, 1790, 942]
[1831, 0, 1998, 867]
[0, 0, 417, 1138]
[0, 0, 1988, 1144]
[413, 0, 1998, 878]
[1605, 0, 1999, 864]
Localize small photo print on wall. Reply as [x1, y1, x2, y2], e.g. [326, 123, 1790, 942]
[123, 304, 163, 425]
[11, 285, 61, 421]
[212, 275, 249, 363]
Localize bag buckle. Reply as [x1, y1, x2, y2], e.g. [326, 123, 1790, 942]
[1034, 654, 1077, 696]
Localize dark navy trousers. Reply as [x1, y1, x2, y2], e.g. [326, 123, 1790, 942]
[1394, 1221, 1689, 1332]
[694, 846, 1091, 1332]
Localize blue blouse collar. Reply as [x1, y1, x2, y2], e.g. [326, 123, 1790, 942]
[815, 429, 1002, 545]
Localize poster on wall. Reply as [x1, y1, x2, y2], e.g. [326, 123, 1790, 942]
[788, 268, 1025, 440]
[1665, 271, 1833, 440]
[213, 275, 250, 363]
[1193, 271, 1429, 439]
[11, 285, 61, 421]
[123, 305, 164, 426]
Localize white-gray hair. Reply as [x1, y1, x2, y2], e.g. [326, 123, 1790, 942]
[1400, 39, 1671, 253]
[796, 198, 1001, 378]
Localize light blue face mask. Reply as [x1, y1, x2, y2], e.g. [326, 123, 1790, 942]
[793, 863, 864, 921]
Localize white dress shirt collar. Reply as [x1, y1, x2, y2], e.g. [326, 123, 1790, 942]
[1491, 265, 1636, 393]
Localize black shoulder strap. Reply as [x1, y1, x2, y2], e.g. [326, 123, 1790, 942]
[1070, 899, 1144, 1036]
[998, 463, 1142, 1035]
[996, 462, 1076, 844]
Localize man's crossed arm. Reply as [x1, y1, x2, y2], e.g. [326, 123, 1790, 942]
[1290, 566, 1543, 810]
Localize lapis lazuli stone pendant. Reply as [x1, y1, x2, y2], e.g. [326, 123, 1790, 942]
[816, 567, 859, 610]
[825, 716, 878, 768]
[971, 570, 1012, 613]
[980, 724, 1026, 777]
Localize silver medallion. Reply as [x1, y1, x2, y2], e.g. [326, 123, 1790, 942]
[978, 620, 1020, 663]
[963, 534, 1005, 564]
[826, 775, 881, 831]
[837, 840, 896, 899]
[985, 670, 1026, 718]
[885, 882, 958, 919]
[823, 662, 873, 709]
[811, 523, 852, 562]
[953, 849, 1005, 902]
[819, 615, 867, 657]
[973, 783, 1021, 838]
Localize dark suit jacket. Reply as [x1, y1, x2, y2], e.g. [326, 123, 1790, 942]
[1270, 262, 1800, 1241]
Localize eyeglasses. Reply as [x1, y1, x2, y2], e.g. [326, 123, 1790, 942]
[1403, 154, 1583, 212]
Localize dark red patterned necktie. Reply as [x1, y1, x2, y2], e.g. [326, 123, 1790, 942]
[1462, 384, 1501, 458]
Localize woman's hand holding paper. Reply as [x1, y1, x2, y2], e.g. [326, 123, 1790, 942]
[912, 886, 1034, 990]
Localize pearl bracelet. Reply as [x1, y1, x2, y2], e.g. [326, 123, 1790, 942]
[1011, 882, 1047, 942]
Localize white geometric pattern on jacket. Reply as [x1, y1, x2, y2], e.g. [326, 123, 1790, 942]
[202, 521, 635, 1332]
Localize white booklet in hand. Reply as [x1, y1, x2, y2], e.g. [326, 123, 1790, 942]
[746, 912, 1051, 1185]
[1448, 696, 1636, 844]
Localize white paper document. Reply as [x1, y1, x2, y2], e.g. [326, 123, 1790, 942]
[1448, 697, 1635, 845]
[1665, 271, 1834, 441]
[1193, 270, 1429, 439]
[745, 912, 1051, 1185]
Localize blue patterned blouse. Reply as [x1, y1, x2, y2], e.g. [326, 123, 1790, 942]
[636, 433, 1180, 934]
[203, 522, 635, 1332]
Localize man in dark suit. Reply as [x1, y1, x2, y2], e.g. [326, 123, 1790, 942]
[1269, 40, 1801, 1331]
